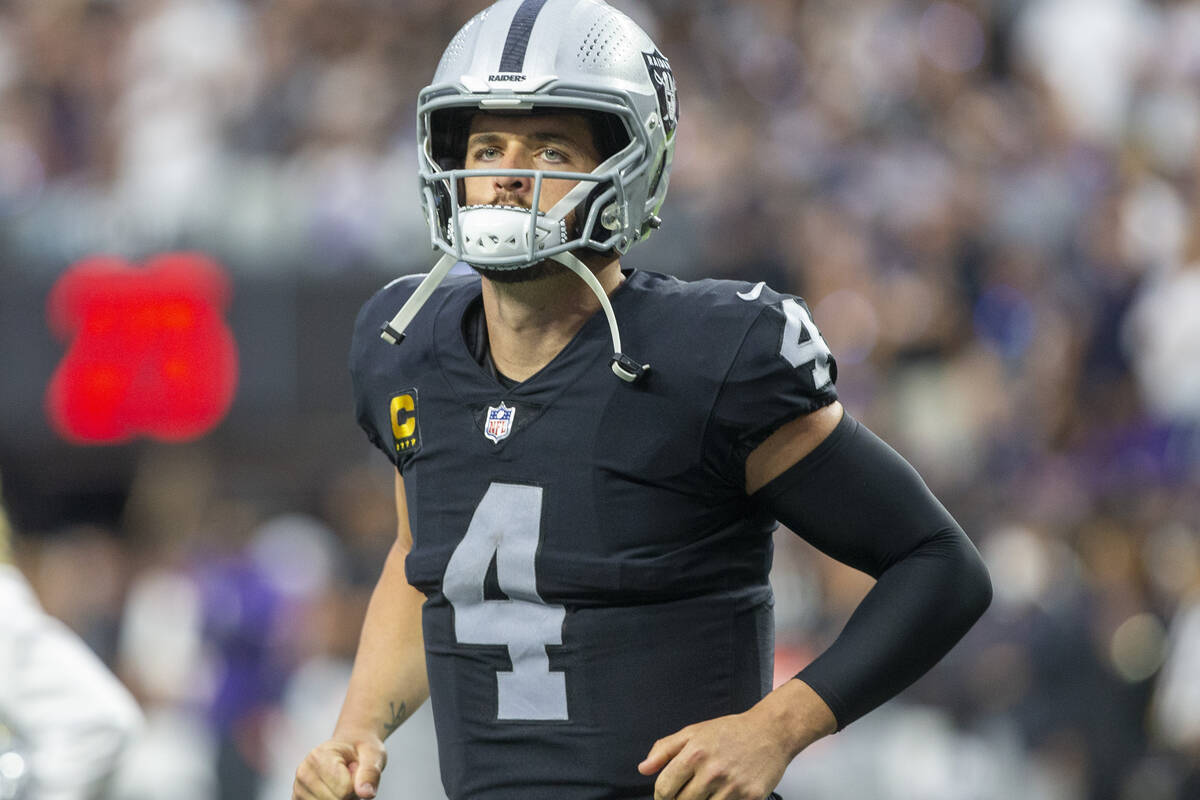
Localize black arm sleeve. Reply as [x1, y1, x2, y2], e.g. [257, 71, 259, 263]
[754, 412, 992, 729]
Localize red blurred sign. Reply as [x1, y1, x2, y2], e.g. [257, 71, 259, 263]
[45, 252, 239, 444]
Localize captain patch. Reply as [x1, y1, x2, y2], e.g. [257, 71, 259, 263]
[390, 389, 421, 454]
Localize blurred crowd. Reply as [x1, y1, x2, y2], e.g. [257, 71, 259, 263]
[1, 0, 1199, 798]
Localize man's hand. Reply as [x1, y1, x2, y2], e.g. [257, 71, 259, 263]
[637, 679, 837, 800]
[292, 736, 387, 800]
[637, 712, 790, 800]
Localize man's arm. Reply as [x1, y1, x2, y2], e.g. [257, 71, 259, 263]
[760, 406, 992, 728]
[641, 401, 992, 800]
[293, 472, 430, 800]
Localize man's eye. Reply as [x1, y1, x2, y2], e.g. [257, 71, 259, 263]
[540, 148, 566, 163]
[474, 146, 501, 160]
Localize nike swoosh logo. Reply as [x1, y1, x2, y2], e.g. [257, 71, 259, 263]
[737, 281, 765, 301]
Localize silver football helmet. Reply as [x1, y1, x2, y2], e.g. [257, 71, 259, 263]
[381, 0, 679, 382]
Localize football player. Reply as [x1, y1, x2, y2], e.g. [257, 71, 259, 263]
[293, 1, 992, 799]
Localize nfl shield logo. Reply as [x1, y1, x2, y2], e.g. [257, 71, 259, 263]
[484, 402, 516, 444]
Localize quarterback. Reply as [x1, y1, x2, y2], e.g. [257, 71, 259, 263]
[293, 1, 991, 799]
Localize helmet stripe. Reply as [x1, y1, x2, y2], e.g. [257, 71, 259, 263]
[498, 0, 551, 72]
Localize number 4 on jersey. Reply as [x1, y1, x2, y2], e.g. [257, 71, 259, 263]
[443, 482, 568, 721]
[780, 298, 833, 389]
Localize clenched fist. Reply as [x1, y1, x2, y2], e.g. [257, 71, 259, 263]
[293, 736, 387, 800]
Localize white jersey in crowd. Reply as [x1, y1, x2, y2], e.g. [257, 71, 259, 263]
[0, 564, 143, 800]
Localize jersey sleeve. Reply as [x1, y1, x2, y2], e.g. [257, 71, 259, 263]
[348, 275, 426, 471]
[705, 288, 838, 488]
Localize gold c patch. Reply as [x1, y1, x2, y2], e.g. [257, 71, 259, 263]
[390, 389, 420, 454]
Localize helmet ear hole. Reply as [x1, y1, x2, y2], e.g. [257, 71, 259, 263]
[600, 203, 622, 231]
[575, 183, 623, 250]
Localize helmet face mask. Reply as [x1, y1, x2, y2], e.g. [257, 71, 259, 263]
[416, 0, 678, 270]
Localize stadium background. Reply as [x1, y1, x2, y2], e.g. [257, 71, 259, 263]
[1, 0, 1198, 797]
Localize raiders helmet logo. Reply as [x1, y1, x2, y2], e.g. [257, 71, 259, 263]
[642, 50, 678, 134]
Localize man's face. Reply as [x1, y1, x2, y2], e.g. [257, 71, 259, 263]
[463, 112, 602, 211]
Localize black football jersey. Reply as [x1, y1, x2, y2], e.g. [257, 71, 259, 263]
[350, 269, 837, 799]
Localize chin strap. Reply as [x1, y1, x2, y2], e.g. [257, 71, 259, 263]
[379, 253, 458, 345]
[548, 251, 649, 383]
[380, 249, 649, 384]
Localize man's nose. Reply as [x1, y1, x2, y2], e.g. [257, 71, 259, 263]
[493, 148, 531, 193]
[493, 173, 527, 193]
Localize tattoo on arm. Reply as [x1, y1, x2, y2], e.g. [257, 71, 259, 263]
[382, 701, 408, 737]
